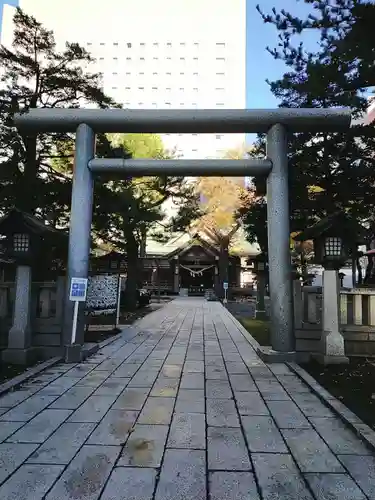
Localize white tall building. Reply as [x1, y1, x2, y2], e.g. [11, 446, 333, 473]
[1, 0, 247, 159]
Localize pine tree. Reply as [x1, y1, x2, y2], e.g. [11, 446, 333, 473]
[89, 134, 200, 310]
[0, 8, 116, 218]
[243, 0, 375, 249]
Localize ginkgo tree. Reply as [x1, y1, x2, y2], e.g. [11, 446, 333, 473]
[195, 173, 255, 296]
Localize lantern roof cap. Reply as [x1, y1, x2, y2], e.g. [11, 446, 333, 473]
[294, 211, 366, 243]
[0, 208, 68, 238]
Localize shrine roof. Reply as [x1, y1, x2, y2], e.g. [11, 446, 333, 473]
[0, 208, 68, 239]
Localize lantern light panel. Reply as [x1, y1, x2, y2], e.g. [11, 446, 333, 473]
[13, 233, 30, 253]
[324, 237, 342, 257]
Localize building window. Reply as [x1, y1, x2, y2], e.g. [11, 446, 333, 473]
[167, 57, 172, 61]
[194, 43, 199, 47]
[165, 102, 171, 105]
[216, 134, 222, 139]
[100, 42, 105, 46]
[140, 57, 145, 61]
[215, 87, 225, 91]
[152, 86, 158, 90]
[166, 87, 171, 91]
[138, 102, 143, 106]
[216, 57, 225, 61]
[167, 42, 172, 47]
[112, 86, 117, 90]
[166, 72, 171, 76]
[112, 72, 118, 76]
[180, 72, 185, 75]
[179, 87, 184, 91]
[193, 57, 198, 61]
[87, 42, 92, 46]
[113, 57, 118, 61]
[180, 57, 185, 61]
[192, 149, 198, 152]
[127, 42, 132, 48]
[216, 103, 224, 106]
[139, 72, 144, 75]
[193, 72, 198, 76]
[153, 57, 158, 61]
[216, 72, 225, 76]
[180, 103, 184, 106]
[126, 72, 131, 76]
[113, 42, 118, 46]
[153, 72, 158, 75]
[125, 87, 131, 90]
[138, 87, 144, 90]
[99, 57, 104, 61]
[180, 42, 186, 46]
[140, 42, 145, 47]
[153, 42, 159, 47]
[193, 88, 198, 92]
[126, 57, 131, 61]
[216, 42, 226, 47]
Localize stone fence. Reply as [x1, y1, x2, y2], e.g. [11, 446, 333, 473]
[0, 278, 65, 357]
[0, 274, 119, 360]
[294, 282, 375, 360]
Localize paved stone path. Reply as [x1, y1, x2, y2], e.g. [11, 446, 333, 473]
[0, 298, 374, 500]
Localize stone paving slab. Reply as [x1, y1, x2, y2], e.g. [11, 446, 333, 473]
[0, 463, 65, 500]
[45, 445, 120, 500]
[27, 422, 96, 465]
[101, 467, 157, 500]
[0, 298, 375, 499]
[6, 408, 72, 443]
[118, 423, 169, 467]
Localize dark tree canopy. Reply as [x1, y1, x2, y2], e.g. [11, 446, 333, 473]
[242, 0, 375, 252]
[0, 8, 118, 219]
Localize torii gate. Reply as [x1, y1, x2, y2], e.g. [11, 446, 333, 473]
[15, 107, 351, 362]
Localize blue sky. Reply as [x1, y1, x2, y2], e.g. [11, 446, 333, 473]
[246, 0, 319, 108]
[0, 0, 16, 28]
[0, 0, 318, 108]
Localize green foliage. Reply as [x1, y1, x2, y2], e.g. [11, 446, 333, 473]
[0, 7, 116, 219]
[0, 8, 200, 254]
[92, 133, 200, 249]
[243, 0, 375, 249]
[109, 133, 165, 158]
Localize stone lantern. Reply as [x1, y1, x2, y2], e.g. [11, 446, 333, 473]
[313, 234, 348, 271]
[0, 209, 68, 364]
[294, 212, 365, 364]
[249, 253, 268, 320]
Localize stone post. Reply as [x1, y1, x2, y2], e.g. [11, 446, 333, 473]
[293, 279, 303, 329]
[214, 256, 220, 295]
[255, 274, 267, 320]
[316, 269, 349, 364]
[2, 265, 34, 364]
[173, 259, 179, 294]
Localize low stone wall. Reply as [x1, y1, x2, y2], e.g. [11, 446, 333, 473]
[295, 284, 375, 360]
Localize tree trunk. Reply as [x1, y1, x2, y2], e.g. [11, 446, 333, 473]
[140, 227, 147, 257]
[21, 136, 38, 213]
[138, 227, 147, 289]
[217, 237, 229, 299]
[124, 230, 139, 311]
